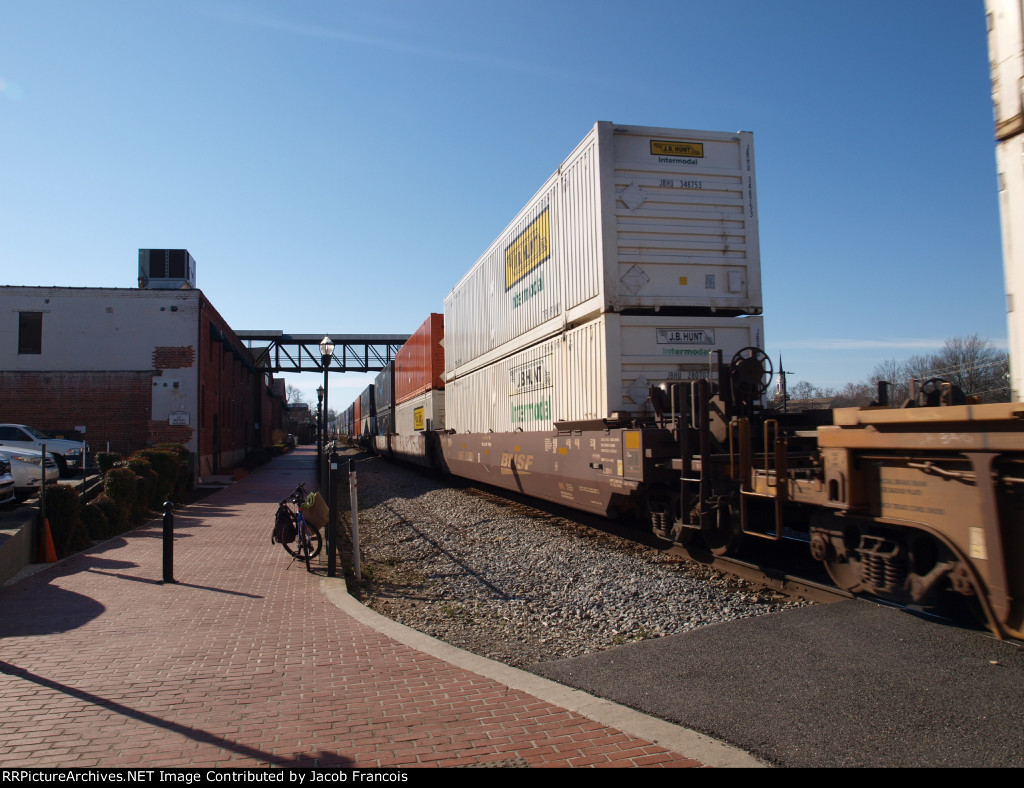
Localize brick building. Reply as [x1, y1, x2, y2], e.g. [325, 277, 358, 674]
[0, 256, 286, 479]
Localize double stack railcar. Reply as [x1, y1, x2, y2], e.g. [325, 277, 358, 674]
[346, 121, 1024, 640]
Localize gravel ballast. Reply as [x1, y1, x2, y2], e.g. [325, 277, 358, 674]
[338, 451, 810, 669]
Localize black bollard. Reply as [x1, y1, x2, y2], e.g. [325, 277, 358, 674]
[162, 501, 176, 584]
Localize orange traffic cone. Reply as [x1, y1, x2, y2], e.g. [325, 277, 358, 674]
[39, 518, 57, 563]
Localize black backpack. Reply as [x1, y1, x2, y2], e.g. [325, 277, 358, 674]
[272, 505, 297, 545]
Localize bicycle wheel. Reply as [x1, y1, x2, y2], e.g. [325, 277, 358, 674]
[303, 526, 323, 560]
[283, 522, 322, 560]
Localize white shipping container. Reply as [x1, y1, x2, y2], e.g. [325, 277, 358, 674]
[444, 122, 761, 379]
[446, 314, 763, 434]
[395, 390, 446, 435]
[988, 1, 1024, 400]
[987, 0, 1024, 138]
[997, 133, 1024, 400]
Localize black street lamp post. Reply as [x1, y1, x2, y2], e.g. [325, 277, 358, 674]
[319, 335, 335, 489]
[316, 384, 324, 477]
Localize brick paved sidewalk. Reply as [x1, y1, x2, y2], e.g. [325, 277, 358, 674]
[0, 448, 739, 768]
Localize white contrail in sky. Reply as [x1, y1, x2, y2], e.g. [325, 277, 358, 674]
[204, 5, 596, 83]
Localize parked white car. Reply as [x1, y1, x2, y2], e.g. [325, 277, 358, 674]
[0, 447, 60, 500]
[0, 424, 85, 477]
[0, 457, 14, 506]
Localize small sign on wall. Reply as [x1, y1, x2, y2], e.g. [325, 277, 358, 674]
[169, 412, 190, 426]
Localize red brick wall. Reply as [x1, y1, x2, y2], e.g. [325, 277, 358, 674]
[0, 294, 281, 476]
[150, 422, 195, 446]
[153, 346, 195, 369]
[197, 298, 268, 475]
[0, 371, 153, 456]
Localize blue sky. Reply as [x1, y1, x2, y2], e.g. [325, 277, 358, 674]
[1, 1, 1006, 408]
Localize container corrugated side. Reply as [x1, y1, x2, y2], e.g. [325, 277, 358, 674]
[395, 390, 446, 435]
[395, 314, 445, 405]
[359, 384, 376, 436]
[988, 0, 1024, 399]
[607, 123, 761, 317]
[446, 314, 763, 433]
[353, 397, 362, 437]
[444, 122, 761, 379]
[987, 0, 1024, 140]
[996, 134, 1024, 398]
[376, 407, 393, 436]
[375, 362, 394, 413]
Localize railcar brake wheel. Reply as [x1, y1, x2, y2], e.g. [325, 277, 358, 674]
[730, 347, 773, 401]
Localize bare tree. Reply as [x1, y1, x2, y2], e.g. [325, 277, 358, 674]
[865, 337, 1009, 405]
[788, 380, 821, 400]
[923, 335, 1010, 403]
[769, 336, 1008, 411]
[286, 384, 307, 405]
[832, 380, 875, 407]
[868, 353, 941, 405]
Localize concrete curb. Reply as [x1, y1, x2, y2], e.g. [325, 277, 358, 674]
[320, 575, 768, 769]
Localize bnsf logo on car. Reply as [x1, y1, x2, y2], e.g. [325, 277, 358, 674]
[500, 452, 534, 471]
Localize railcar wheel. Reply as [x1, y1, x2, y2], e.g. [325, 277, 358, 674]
[810, 526, 866, 593]
[701, 503, 741, 556]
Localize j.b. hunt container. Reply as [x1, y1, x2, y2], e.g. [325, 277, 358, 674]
[444, 122, 761, 380]
[445, 313, 763, 434]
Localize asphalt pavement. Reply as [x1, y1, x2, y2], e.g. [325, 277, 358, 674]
[535, 598, 1024, 767]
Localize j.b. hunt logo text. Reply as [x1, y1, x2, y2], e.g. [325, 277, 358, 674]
[505, 208, 550, 290]
[651, 139, 704, 165]
[650, 140, 704, 158]
[510, 355, 552, 423]
[510, 355, 553, 395]
[657, 328, 715, 344]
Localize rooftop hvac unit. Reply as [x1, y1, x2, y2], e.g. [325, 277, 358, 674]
[138, 249, 196, 289]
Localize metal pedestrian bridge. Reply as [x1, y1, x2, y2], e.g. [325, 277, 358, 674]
[237, 331, 409, 373]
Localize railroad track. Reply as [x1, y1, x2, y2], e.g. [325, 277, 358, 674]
[350, 454, 993, 650]
[455, 478, 852, 606]
[465, 481, 1008, 637]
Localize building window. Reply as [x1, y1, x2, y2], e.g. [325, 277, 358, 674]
[18, 312, 42, 354]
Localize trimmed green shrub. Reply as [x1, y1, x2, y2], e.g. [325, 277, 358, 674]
[135, 449, 178, 505]
[104, 467, 139, 522]
[80, 502, 110, 541]
[42, 484, 89, 557]
[155, 443, 193, 501]
[92, 493, 128, 534]
[96, 452, 123, 476]
[115, 456, 158, 516]
[155, 443, 188, 460]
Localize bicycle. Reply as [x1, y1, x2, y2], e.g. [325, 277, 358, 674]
[272, 483, 323, 569]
